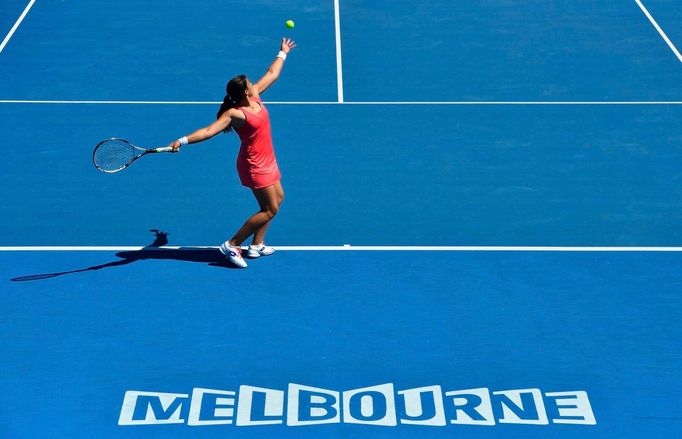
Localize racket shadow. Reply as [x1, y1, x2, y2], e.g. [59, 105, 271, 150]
[10, 231, 240, 282]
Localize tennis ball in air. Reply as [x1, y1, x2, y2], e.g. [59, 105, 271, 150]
[286, 19, 295, 29]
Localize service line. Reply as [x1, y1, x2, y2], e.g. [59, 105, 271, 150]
[2, 100, 682, 105]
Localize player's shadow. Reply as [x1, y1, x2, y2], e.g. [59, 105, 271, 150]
[11, 230, 238, 282]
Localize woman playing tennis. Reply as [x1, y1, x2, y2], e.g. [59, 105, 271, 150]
[167, 37, 296, 268]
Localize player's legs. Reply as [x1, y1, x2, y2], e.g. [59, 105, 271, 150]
[252, 180, 284, 245]
[228, 181, 281, 246]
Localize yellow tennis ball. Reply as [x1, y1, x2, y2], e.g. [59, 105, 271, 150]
[286, 19, 295, 29]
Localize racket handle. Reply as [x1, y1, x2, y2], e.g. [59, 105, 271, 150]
[153, 146, 174, 153]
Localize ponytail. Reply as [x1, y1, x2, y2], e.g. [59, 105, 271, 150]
[217, 74, 249, 133]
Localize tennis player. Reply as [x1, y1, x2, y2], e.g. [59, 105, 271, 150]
[167, 38, 295, 268]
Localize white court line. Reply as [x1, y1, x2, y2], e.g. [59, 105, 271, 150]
[0, 100, 225, 105]
[334, 0, 345, 103]
[297, 101, 682, 105]
[636, 0, 682, 62]
[1, 246, 682, 252]
[0, 0, 37, 54]
[2, 100, 682, 105]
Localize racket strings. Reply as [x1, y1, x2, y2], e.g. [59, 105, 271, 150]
[93, 140, 136, 172]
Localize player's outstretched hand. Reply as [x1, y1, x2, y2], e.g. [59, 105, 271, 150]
[281, 38, 296, 54]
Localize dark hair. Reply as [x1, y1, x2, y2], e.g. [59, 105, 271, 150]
[217, 75, 248, 133]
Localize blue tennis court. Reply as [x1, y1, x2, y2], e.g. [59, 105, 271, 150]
[2, 1, 681, 438]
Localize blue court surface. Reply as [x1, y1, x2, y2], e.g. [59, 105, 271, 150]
[2, 1, 682, 438]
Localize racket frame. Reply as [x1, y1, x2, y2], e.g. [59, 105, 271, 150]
[92, 138, 173, 173]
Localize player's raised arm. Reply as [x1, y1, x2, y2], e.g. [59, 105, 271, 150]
[253, 38, 296, 95]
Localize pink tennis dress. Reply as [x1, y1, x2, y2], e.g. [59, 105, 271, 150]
[234, 97, 281, 189]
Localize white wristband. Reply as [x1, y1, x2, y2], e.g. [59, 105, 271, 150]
[178, 136, 189, 146]
[276, 51, 287, 60]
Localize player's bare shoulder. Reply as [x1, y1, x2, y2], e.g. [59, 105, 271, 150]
[226, 107, 246, 130]
[227, 107, 246, 121]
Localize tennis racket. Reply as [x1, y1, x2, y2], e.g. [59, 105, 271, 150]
[92, 138, 173, 173]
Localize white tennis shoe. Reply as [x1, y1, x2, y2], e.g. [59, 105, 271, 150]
[246, 243, 275, 258]
[219, 242, 248, 268]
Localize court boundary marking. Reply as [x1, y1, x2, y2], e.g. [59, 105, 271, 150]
[636, 0, 682, 63]
[2, 246, 682, 252]
[334, 0, 344, 103]
[0, 0, 36, 54]
[1, 100, 682, 105]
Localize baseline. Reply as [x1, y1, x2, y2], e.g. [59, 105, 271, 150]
[2, 246, 682, 252]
